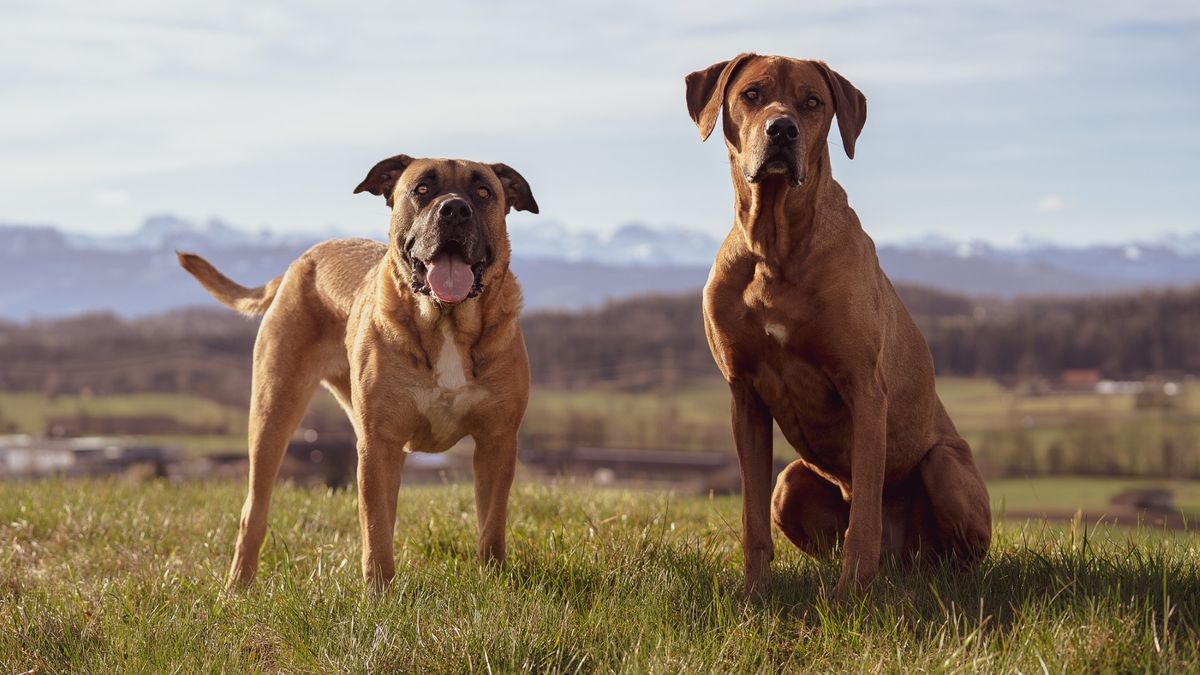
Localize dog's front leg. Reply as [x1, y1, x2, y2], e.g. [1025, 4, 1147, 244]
[471, 430, 518, 564]
[834, 372, 889, 597]
[357, 439, 407, 592]
[730, 381, 775, 595]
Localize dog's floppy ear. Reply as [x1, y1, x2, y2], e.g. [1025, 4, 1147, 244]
[489, 163, 539, 214]
[685, 53, 755, 142]
[814, 62, 867, 159]
[353, 154, 414, 207]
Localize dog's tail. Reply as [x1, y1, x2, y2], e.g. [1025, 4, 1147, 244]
[176, 252, 282, 317]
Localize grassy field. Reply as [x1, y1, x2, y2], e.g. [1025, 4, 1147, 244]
[0, 392, 247, 456]
[0, 392, 245, 435]
[4, 377, 1198, 477]
[3, 480, 1199, 672]
[524, 376, 1200, 475]
[484, 374, 1193, 459]
[989, 476, 1200, 515]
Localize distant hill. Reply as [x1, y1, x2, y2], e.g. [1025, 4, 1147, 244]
[0, 217, 711, 319]
[3, 215, 1200, 319]
[3, 283, 1197, 406]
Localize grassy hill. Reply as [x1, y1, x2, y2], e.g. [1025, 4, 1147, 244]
[2, 480, 1198, 671]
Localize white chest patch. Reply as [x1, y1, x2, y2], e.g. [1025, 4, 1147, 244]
[434, 322, 468, 389]
[404, 321, 483, 453]
[764, 322, 789, 345]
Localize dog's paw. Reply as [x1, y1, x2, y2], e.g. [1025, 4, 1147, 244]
[741, 560, 772, 598]
[833, 566, 877, 600]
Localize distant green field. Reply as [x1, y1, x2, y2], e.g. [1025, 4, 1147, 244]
[0, 392, 247, 456]
[4, 375, 1198, 476]
[2, 480, 1197, 672]
[989, 476, 1200, 514]
[525, 376, 1200, 475]
[0, 392, 244, 434]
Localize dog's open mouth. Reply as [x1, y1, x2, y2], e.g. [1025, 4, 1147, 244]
[749, 153, 803, 187]
[763, 159, 790, 175]
[410, 244, 486, 304]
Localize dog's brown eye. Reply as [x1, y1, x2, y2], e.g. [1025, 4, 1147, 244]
[743, 88, 760, 102]
[415, 183, 430, 195]
[806, 96, 821, 109]
[476, 186, 492, 199]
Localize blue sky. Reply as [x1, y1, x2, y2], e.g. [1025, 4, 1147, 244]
[2, 0, 1197, 245]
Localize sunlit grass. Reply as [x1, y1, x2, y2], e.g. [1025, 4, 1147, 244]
[2, 480, 1198, 672]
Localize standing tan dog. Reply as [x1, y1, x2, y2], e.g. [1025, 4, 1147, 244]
[179, 155, 538, 590]
[685, 54, 991, 596]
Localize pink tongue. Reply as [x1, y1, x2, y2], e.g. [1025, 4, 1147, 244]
[426, 251, 474, 303]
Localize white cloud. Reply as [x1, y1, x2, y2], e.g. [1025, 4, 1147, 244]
[0, 0, 1196, 241]
[1036, 195, 1064, 213]
[90, 188, 131, 207]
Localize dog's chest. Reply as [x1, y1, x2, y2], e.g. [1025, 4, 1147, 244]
[404, 323, 485, 452]
[736, 303, 855, 474]
[432, 323, 469, 390]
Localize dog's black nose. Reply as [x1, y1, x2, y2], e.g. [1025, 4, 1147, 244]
[765, 116, 800, 142]
[439, 197, 473, 222]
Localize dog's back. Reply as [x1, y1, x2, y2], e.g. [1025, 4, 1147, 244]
[179, 238, 385, 322]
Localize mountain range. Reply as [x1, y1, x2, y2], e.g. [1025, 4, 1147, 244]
[2, 214, 1199, 320]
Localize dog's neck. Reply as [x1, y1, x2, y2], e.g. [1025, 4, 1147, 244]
[377, 248, 519, 367]
[730, 150, 833, 264]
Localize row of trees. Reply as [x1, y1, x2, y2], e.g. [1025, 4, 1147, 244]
[2, 283, 1197, 401]
[521, 284, 1200, 389]
[920, 289, 1200, 378]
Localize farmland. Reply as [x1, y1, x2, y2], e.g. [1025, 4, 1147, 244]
[4, 375, 1196, 478]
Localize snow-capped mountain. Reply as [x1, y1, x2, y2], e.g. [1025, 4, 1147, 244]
[507, 220, 719, 267]
[0, 216, 716, 319]
[879, 234, 1200, 295]
[2, 214, 1199, 319]
[62, 213, 318, 252]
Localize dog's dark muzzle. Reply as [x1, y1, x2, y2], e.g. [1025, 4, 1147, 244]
[746, 115, 805, 187]
[409, 244, 487, 301]
[401, 195, 495, 303]
[405, 227, 491, 303]
[747, 150, 804, 187]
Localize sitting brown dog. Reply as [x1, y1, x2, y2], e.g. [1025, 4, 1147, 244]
[685, 54, 991, 596]
[179, 155, 538, 589]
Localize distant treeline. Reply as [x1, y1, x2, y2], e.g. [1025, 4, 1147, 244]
[523, 284, 1200, 388]
[921, 289, 1200, 379]
[0, 309, 258, 404]
[1, 283, 1198, 403]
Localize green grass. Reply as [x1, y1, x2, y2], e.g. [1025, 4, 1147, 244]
[989, 476, 1200, 514]
[3, 480, 1199, 672]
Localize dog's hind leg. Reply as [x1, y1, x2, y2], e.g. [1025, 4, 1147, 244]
[771, 460, 849, 557]
[917, 443, 992, 568]
[227, 312, 323, 587]
[322, 372, 360, 438]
